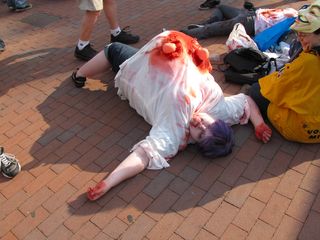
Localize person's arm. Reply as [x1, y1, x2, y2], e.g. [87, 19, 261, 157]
[87, 146, 149, 201]
[246, 95, 272, 143]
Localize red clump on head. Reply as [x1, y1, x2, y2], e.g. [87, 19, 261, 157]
[150, 31, 212, 73]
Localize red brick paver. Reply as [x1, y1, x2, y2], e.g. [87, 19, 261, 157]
[0, 0, 319, 239]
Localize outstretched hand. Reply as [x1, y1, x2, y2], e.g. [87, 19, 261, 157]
[255, 123, 272, 143]
[87, 181, 107, 201]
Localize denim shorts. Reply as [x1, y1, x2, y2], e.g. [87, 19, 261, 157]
[104, 42, 138, 73]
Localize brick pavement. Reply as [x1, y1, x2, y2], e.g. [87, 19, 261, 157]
[0, 0, 319, 239]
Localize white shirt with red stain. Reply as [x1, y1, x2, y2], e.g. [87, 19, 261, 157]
[114, 31, 249, 170]
[254, 8, 298, 34]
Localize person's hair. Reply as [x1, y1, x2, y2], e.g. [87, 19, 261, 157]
[197, 119, 235, 158]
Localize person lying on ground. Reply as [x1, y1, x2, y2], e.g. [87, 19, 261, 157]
[248, 1, 320, 143]
[181, 3, 297, 40]
[71, 30, 272, 201]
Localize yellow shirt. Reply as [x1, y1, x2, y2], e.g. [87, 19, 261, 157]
[259, 52, 320, 143]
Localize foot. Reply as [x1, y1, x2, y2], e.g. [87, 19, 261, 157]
[74, 44, 97, 61]
[87, 181, 108, 201]
[255, 123, 272, 143]
[71, 71, 86, 88]
[15, 3, 32, 12]
[199, 0, 220, 10]
[0, 147, 21, 178]
[110, 27, 140, 44]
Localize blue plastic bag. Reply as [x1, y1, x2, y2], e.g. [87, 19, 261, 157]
[254, 17, 296, 51]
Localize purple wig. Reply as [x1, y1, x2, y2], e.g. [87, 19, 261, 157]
[198, 119, 234, 158]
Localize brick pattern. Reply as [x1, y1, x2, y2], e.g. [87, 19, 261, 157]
[0, 0, 318, 239]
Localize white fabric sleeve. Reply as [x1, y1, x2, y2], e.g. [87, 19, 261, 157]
[207, 93, 250, 126]
[131, 123, 184, 170]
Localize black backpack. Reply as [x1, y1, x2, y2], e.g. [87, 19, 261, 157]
[223, 47, 277, 85]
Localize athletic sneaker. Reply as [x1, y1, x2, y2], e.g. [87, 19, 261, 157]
[199, 0, 220, 10]
[0, 147, 21, 178]
[74, 44, 98, 61]
[111, 27, 140, 44]
[71, 71, 86, 88]
[15, 3, 32, 12]
[0, 38, 5, 52]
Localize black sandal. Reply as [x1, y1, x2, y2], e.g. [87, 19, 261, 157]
[71, 71, 86, 88]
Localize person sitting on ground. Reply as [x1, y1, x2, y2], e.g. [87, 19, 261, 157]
[7, 0, 32, 12]
[248, 1, 320, 143]
[71, 30, 272, 201]
[181, 3, 297, 40]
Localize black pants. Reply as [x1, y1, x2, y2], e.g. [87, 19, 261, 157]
[249, 82, 270, 120]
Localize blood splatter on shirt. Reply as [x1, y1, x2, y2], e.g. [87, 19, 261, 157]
[114, 31, 246, 169]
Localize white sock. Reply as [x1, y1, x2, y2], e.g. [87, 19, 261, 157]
[110, 27, 121, 37]
[77, 40, 89, 50]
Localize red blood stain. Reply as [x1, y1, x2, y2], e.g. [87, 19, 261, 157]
[87, 181, 106, 201]
[149, 31, 212, 74]
[255, 123, 272, 142]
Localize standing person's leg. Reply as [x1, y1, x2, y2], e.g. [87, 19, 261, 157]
[75, 0, 103, 61]
[103, 0, 139, 44]
[103, 0, 118, 30]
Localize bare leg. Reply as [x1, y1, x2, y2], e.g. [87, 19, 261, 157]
[87, 146, 149, 201]
[77, 50, 110, 77]
[79, 10, 100, 41]
[246, 95, 272, 143]
[103, 0, 119, 29]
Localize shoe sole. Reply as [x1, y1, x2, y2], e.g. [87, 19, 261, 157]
[15, 4, 32, 12]
[2, 162, 21, 179]
[198, 6, 211, 10]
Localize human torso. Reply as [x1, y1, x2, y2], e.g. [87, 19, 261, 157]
[260, 52, 320, 142]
